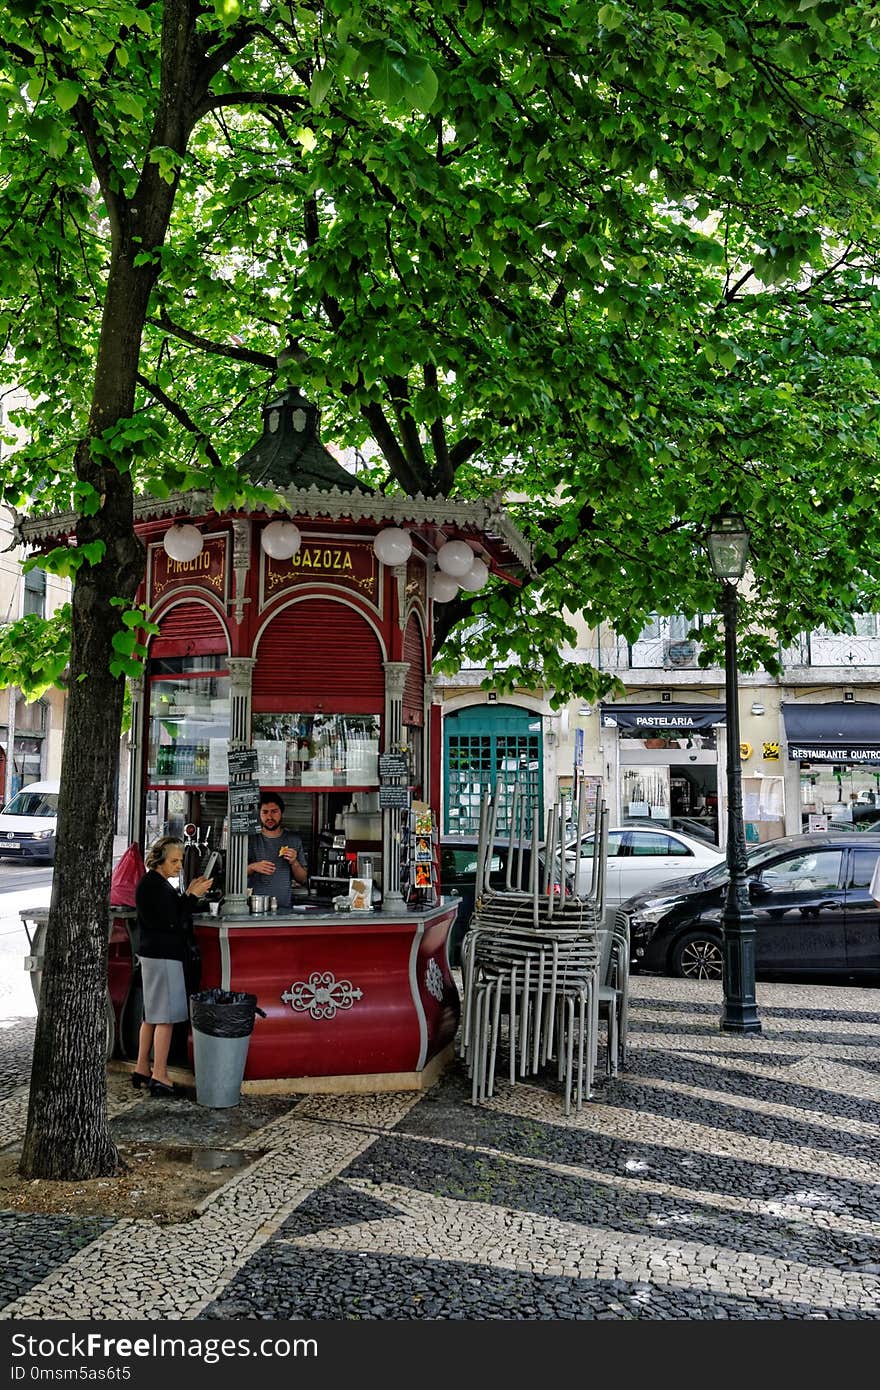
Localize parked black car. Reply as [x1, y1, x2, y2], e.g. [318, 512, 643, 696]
[620, 833, 880, 981]
[440, 835, 566, 966]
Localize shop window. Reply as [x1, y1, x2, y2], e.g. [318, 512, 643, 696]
[147, 673, 230, 784]
[22, 567, 46, 618]
[251, 712, 381, 786]
[444, 705, 542, 836]
[14, 696, 46, 733]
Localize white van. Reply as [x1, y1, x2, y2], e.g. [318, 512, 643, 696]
[0, 779, 59, 862]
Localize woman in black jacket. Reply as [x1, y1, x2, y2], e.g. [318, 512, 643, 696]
[133, 836, 212, 1097]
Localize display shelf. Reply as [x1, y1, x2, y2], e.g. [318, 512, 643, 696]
[258, 783, 380, 795]
[400, 808, 439, 907]
[252, 711, 380, 785]
[145, 782, 230, 792]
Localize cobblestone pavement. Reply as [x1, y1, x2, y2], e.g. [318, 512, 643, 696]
[0, 976, 879, 1321]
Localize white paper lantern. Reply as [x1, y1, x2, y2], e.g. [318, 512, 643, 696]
[432, 570, 460, 602]
[436, 539, 474, 577]
[162, 523, 203, 562]
[261, 519, 302, 560]
[458, 557, 489, 592]
[372, 527, 413, 566]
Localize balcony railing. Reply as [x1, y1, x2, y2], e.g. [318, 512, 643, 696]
[781, 632, 880, 668]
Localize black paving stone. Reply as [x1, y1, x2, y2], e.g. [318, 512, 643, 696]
[632, 1018, 876, 1047]
[199, 1247, 880, 1321]
[328, 1133, 880, 1269]
[0, 1017, 35, 1102]
[281, 1183, 403, 1239]
[619, 1050, 880, 1123]
[599, 1081, 880, 1164]
[629, 998, 880, 1026]
[0, 1212, 116, 1310]
[393, 1070, 880, 1216]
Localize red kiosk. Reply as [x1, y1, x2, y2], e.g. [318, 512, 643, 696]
[21, 391, 530, 1090]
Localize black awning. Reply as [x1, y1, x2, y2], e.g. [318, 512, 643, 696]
[782, 701, 880, 762]
[600, 702, 726, 733]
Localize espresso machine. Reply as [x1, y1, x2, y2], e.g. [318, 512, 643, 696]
[309, 821, 351, 900]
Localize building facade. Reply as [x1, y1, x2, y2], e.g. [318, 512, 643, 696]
[0, 388, 70, 801]
[437, 612, 880, 848]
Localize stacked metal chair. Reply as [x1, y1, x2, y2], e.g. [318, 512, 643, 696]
[461, 781, 616, 1112]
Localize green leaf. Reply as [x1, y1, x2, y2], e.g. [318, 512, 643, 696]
[309, 68, 334, 110]
[53, 80, 81, 112]
[116, 91, 144, 120]
[598, 4, 625, 30]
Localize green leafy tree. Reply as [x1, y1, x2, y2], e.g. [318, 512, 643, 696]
[1, 0, 879, 1177]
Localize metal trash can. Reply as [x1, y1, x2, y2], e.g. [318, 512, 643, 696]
[190, 988, 265, 1108]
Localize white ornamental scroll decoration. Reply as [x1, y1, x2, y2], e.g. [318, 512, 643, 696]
[425, 959, 444, 1002]
[282, 971, 364, 1021]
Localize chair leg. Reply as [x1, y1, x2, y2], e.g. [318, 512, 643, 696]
[575, 991, 586, 1111]
[486, 974, 503, 1098]
[563, 996, 575, 1116]
[606, 1001, 619, 1078]
[531, 950, 546, 1074]
[519, 955, 531, 1078]
[471, 986, 485, 1103]
[509, 963, 518, 1086]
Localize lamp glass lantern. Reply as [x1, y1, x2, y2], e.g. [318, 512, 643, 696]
[432, 570, 460, 602]
[707, 510, 750, 580]
[372, 527, 413, 566]
[458, 556, 489, 592]
[162, 523, 203, 562]
[261, 519, 302, 560]
[436, 539, 475, 578]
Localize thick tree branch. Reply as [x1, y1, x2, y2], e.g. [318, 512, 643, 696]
[73, 97, 127, 245]
[386, 373, 428, 480]
[148, 311, 278, 368]
[135, 371, 222, 469]
[196, 21, 262, 89]
[192, 89, 309, 121]
[424, 363, 453, 492]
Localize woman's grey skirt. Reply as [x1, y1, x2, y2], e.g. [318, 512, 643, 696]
[140, 956, 188, 1024]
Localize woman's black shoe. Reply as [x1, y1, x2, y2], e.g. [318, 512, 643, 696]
[131, 1071, 152, 1090]
[148, 1078, 180, 1098]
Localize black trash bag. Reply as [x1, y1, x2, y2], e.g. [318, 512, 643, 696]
[190, 987, 267, 1039]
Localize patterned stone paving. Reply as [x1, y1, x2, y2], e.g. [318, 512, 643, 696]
[0, 976, 878, 1320]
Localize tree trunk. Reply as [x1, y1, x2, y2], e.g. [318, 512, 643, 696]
[19, 529, 142, 1178]
[19, 259, 155, 1178]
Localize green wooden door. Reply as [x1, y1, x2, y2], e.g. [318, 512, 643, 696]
[443, 704, 543, 836]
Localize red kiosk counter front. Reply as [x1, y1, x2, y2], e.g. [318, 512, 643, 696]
[190, 900, 459, 1086]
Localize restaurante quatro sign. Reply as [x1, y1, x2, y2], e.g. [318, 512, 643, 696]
[264, 539, 379, 604]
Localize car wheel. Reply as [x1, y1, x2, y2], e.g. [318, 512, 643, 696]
[670, 929, 723, 981]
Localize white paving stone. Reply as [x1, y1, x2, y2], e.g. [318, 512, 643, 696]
[286, 1179, 880, 1314]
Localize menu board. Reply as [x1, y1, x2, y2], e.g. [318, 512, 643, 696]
[227, 747, 258, 779]
[379, 784, 412, 809]
[379, 752, 408, 778]
[228, 748, 260, 832]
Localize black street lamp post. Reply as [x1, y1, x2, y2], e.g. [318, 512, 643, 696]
[707, 510, 762, 1035]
